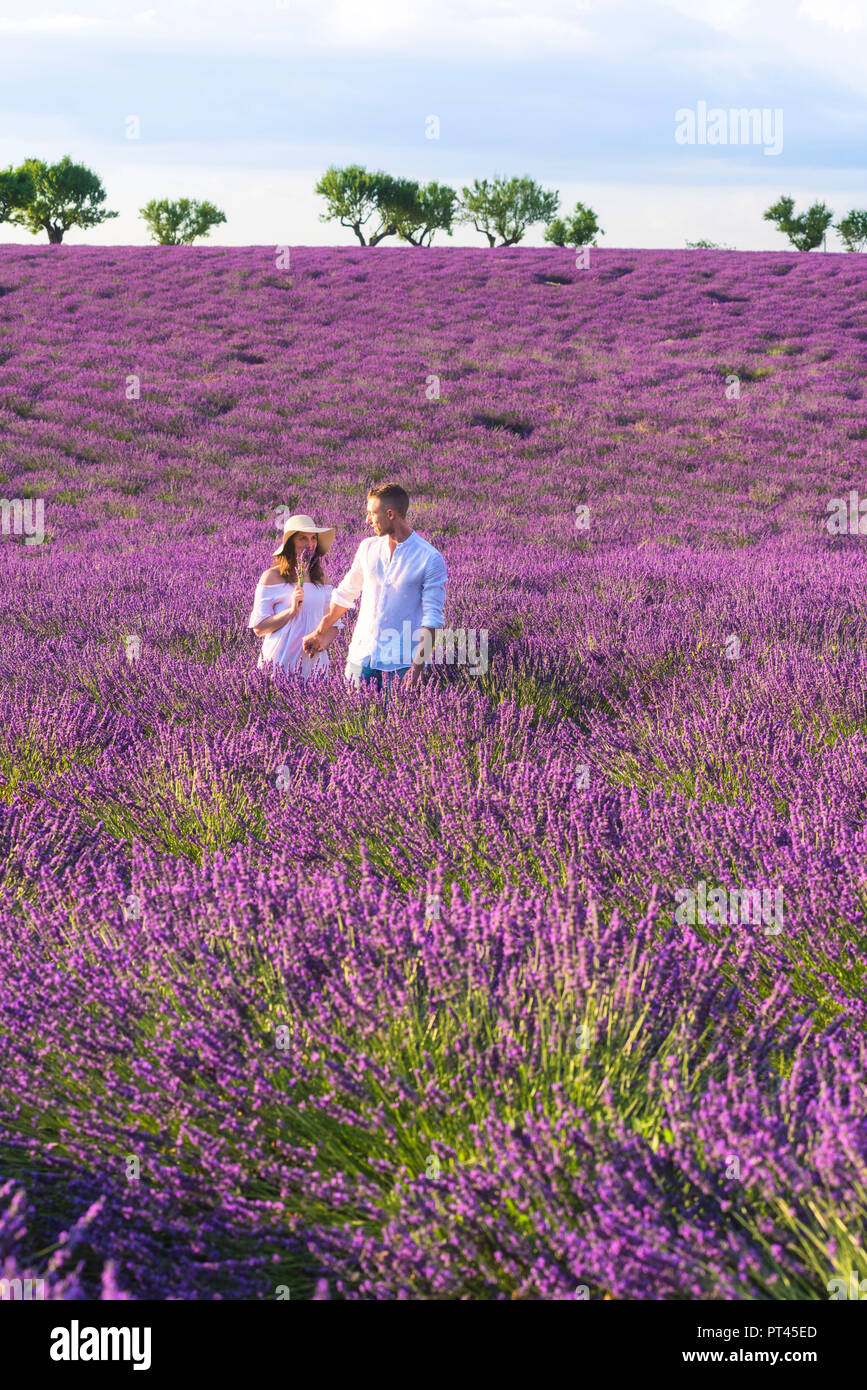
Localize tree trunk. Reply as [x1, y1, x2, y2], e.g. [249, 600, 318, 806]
[47, 226, 63, 244]
[368, 222, 396, 247]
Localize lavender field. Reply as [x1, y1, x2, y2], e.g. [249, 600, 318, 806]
[1, 243, 866, 1301]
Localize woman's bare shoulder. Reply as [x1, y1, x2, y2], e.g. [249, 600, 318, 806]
[258, 566, 286, 586]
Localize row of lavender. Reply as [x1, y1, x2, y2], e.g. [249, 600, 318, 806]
[1, 246, 866, 1298]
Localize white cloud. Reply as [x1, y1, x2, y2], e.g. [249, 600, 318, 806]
[0, 0, 597, 55]
[296, 0, 594, 55]
[657, 0, 867, 93]
[0, 0, 863, 77]
[0, 12, 98, 31]
[798, 0, 866, 28]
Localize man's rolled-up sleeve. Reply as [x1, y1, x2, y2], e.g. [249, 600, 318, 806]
[420, 552, 447, 629]
[332, 542, 366, 610]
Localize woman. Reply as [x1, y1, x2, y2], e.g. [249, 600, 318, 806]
[249, 513, 342, 679]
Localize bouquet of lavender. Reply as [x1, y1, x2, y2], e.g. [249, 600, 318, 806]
[285, 544, 316, 625]
[295, 542, 316, 587]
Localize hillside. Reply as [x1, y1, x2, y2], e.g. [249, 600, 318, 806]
[1, 245, 866, 1299]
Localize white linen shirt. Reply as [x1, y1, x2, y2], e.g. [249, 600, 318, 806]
[332, 531, 447, 671]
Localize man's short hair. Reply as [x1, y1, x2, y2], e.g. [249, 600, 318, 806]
[368, 483, 409, 517]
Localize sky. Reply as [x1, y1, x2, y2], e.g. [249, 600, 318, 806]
[0, 0, 864, 249]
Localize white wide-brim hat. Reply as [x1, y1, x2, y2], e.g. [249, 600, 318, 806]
[273, 514, 336, 558]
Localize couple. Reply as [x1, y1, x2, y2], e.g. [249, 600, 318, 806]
[248, 483, 448, 690]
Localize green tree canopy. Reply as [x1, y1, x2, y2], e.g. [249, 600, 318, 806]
[394, 181, 458, 246]
[0, 165, 35, 226]
[315, 165, 419, 245]
[459, 176, 560, 247]
[836, 209, 867, 252]
[763, 195, 834, 252]
[139, 198, 227, 245]
[9, 156, 118, 243]
[543, 201, 603, 249]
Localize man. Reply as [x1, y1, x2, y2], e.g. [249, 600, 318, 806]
[302, 483, 447, 692]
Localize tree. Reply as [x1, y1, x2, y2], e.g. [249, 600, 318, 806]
[544, 201, 603, 249]
[836, 209, 867, 252]
[0, 165, 34, 226]
[459, 176, 560, 247]
[394, 181, 458, 246]
[140, 198, 227, 245]
[315, 165, 419, 245]
[9, 156, 118, 243]
[763, 195, 834, 252]
[684, 239, 734, 249]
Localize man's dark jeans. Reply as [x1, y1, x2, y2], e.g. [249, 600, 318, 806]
[345, 660, 411, 706]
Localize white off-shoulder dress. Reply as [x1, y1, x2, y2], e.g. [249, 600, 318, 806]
[248, 581, 342, 680]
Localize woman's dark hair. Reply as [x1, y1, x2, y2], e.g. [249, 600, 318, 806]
[275, 534, 327, 586]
